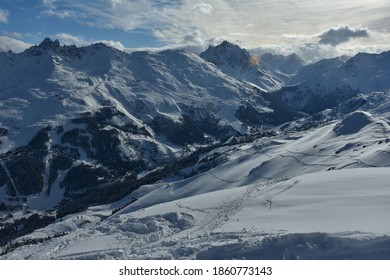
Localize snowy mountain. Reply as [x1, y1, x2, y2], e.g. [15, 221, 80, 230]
[276, 51, 390, 113]
[0, 39, 300, 215]
[1, 39, 390, 259]
[259, 52, 304, 83]
[292, 55, 349, 84]
[200, 41, 286, 91]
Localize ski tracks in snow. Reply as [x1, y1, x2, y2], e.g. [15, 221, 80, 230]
[12, 178, 298, 260]
[189, 178, 294, 237]
[112, 180, 285, 259]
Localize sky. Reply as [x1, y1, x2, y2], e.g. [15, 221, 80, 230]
[0, 0, 390, 61]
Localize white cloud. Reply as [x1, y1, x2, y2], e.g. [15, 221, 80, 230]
[42, 0, 59, 9]
[41, 0, 162, 30]
[0, 9, 9, 24]
[183, 29, 204, 45]
[44, 9, 75, 19]
[1, 31, 23, 39]
[41, 0, 74, 19]
[0, 36, 32, 53]
[56, 33, 88, 46]
[96, 40, 125, 50]
[193, 3, 213, 15]
[56, 32, 125, 50]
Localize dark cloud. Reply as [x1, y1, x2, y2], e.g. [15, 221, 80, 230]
[319, 26, 369, 46]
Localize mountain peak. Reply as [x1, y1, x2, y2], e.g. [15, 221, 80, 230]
[200, 41, 287, 91]
[203, 41, 249, 56]
[24, 38, 89, 59]
[219, 40, 241, 49]
[200, 41, 251, 69]
[38, 38, 61, 49]
[24, 38, 62, 56]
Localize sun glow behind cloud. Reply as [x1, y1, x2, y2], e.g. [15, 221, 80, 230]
[248, 55, 260, 67]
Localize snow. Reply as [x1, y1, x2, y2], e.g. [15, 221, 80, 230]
[222, 169, 390, 235]
[27, 170, 66, 211]
[333, 111, 375, 135]
[3, 167, 390, 260]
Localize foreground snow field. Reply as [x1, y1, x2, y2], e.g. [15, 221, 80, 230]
[2, 167, 390, 259]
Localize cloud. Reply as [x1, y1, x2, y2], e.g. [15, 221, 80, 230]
[1, 31, 23, 39]
[97, 40, 125, 50]
[36, 0, 390, 60]
[42, 0, 59, 9]
[41, 0, 75, 19]
[40, 0, 176, 30]
[183, 29, 204, 45]
[56, 32, 125, 50]
[56, 33, 87, 45]
[38, 1, 390, 45]
[0, 36, 32, 53]
[249, 24, 390, 63]
[251, 38, 390, 64]
[43, 9, 75, 19]
[193, 3, 213, 15]
[0, 9, 9, 24]
[319, 26, 369, 46]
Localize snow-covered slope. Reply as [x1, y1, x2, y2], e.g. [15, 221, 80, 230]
[2, 107, 390, 259]
[259, 52, 304, 84]
[292, 56, 349, 84]
[123, 109, 390, 211]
